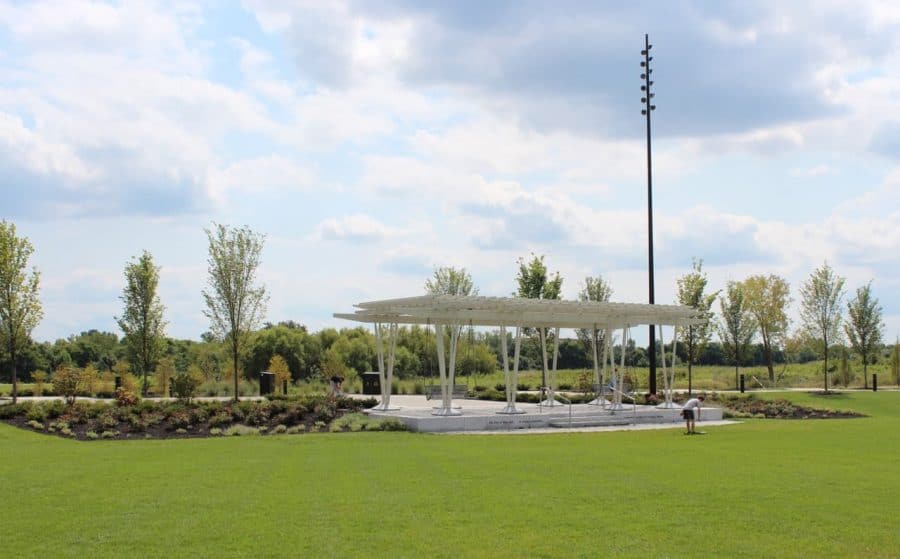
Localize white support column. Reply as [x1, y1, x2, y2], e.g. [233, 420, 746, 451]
[656, 325, 679, 409]
[445, 324, 461, 412]
[432, 321, 461, 416]
[588, 326, 601, 406]
[371, 323, 398, 411]
[610, 326, 628, 411]
[498, 325, 525, 414]
[541, 327, 563, 406]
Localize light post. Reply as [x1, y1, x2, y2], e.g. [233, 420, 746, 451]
[641, 33, 658, 395]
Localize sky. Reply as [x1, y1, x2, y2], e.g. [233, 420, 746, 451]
[1, 0, 899, 344]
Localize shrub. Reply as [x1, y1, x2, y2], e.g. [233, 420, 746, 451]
[223, 424, 259, 437]
[272, 424, 287, 434]
[558, 382, 572, 390]
[85, 431, 99, 440]
[175, 428, 188, 434]
[171, 373, 199, 403]
[0, 403, 29, 419]
[27, 419, 45, 430]
[26, 405, 48, 423]
[209, 428, 223, 436]
[286, 424, 306, 434]
[98, 411, 119, 430]
[100, 430, 119, 439]
[369, 417, 408, 431]
[115, 387, 140, 407]
[31, 371, 48, 396]
[209, 412, 232, 428]
[53, 366, 82, 405]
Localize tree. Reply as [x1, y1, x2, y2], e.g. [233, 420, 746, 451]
[576, 275, 613, 369]
[844, 282, 883, 389]
[675, 259, 719, 394]
[202, 223, 268, 401]
[0, 220, 43, 404]
[116, 251, 167, 396]
[717, 281, 756, 389]
[799, 262, 845, 393]
[891, 339, 900, 387]
[267, 354, 291, 394]
[837, 345, 852, 386]
[425, 266, 478, 296]
[741, 274, 791, 384]
[154, 357, 176, 397]
[515, 254, 563, 389]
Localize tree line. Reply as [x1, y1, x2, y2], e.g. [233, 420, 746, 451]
[1, 219, 897, 402]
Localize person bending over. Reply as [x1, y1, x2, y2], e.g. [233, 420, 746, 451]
[682, 395, 705, 434]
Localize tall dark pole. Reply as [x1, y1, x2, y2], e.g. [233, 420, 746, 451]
[641, 34, 658, 395]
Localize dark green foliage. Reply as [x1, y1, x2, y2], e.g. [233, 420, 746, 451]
[170, 372, 199, 402]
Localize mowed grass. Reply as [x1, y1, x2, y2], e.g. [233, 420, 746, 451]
[2, 392, 899, 558]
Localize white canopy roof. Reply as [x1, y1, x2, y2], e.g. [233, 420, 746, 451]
[334, 294, 705, 329]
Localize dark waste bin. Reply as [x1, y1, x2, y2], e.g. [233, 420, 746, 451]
[362, 372, 381, 395]
[259, 371, 275, 395]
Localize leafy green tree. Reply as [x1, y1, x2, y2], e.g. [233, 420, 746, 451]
[267, 354, 291, 394]
[891, 339, 900, 386]
[0, 220, 43, 403]
[116, 251, 167, 396]
[245, 324, 318, 381]
[844, 282, 883, 389]
[675, 259, 719, 394]
[717, 281, 756, 389]
[515, 254, 563, 389]
[330, 332, 376, 375]
[799, 262, 845, 392]
[741, 274, 791, 383]
[202, 223, 268, 401]
[67, 330, 121, 370]
[425, 266, 478, 296]
[576, 275, 613, 368]
[837, 345, 852, 386]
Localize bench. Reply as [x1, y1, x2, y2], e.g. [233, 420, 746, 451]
[425, 384, 468, 400]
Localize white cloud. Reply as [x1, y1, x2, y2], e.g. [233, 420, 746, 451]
[313, 214, 401, 242]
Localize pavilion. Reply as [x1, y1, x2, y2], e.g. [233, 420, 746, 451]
[334, 295, 707, 421]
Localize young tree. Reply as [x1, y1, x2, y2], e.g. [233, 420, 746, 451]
[202, 223, 268, 401]
[675, 259, 719, 394]
[154, 357, 176, 397]
[837, 345, 852, 386]
[515, 254, 563, 390]
[799, 262, 845, 393]
[741, 274, 791, 384]
[576, 275, 613, 366]
[0, 220, 43, 404]
[116, 251, 167, 396]
[425, 266, 478, 296]
[717, 281, 756, 389]
[267, 354, 291, 394]
[844, 282, 884, 389]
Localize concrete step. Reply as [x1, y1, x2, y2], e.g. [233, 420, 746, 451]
[548, 417, 633, 428]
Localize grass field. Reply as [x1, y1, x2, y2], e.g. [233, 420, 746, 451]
[2, 391, 899, 558]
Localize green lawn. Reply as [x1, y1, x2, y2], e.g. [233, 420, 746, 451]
[2, 392, 899, 558]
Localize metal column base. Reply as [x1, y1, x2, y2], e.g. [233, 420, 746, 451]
[431, 407, 463, 416]
[539, 399, 565, 407]
[607, 403, 626, 411]
[586, 397, 611, 406]
[371, 403, 400, 412]
[656, 402, 679, 409]
[496, 404, 527, 414]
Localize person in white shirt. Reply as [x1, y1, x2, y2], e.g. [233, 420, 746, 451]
[681, 395, 705, 434]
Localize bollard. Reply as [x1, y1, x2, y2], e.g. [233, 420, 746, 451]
[114, 376, 121, 391]
[739, 374, 745, 393]
[873, 374, 877, 392]
[283, 380, 288, 395]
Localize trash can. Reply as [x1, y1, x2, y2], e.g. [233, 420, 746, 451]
[259, 371, 275, 395]
[362, 372, 381, 395]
